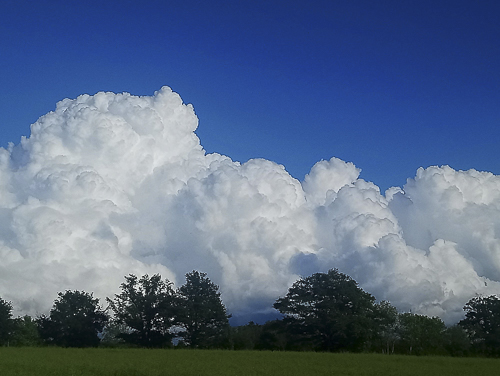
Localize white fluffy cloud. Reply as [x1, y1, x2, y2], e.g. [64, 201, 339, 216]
[1, 87, 499, 324]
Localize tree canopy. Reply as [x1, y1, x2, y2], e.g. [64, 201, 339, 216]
[459, 294, 500, 356]
[2, 270, 500, 356]
[177, 270, 230, 348]
[37, 290, 108, 347]
[10, 315, 41, 347]
[396, 312, 446, 355]
[274, 268, 378, 351]
[107, 274, 177, 348]
[0, 297, 13, 345]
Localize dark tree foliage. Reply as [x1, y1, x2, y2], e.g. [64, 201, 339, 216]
[459, 294, 500, 356]
[37, 290, 108, 347]
[107, 274, 176, 348]
[177, 271, 230, 348]
[396, 313, 446, 355]
[274, 268, 378, 352]
[231, 321, 263, 350]
[443, 325, 471, 357]
[255, 319, 289, 351]
[0, 297, 13, 345]
[10, 315, 41, 347]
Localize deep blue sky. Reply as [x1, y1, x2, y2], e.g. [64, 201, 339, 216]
[1, 0, 499, 191]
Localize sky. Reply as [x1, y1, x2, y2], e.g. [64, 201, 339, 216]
[0, 1, 500, 325]
[1, 0, 498, 191]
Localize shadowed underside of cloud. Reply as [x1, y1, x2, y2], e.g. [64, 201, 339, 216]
[1, 87, 499, 324]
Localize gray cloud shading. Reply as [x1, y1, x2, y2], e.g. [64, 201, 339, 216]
[1, 87, 499, 324]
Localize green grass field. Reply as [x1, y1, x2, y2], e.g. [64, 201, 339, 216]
[0, 348, 498, 376]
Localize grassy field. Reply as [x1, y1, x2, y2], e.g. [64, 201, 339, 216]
[0, 348, 498, 376]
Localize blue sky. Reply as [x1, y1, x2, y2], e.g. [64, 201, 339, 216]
[1, 0, 499, 191]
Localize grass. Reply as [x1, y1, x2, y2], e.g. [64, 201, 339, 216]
[0, 348, 498, 376]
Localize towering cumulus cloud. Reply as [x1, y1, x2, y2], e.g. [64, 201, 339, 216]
[1, 87, 499, 323]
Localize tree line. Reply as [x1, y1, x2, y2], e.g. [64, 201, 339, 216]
[234, 269, 499, 357]
[1, 268, 499, 356]
[1, 271, 230, 349]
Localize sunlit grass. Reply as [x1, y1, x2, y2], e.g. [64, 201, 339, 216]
[0, 348, 498, 376]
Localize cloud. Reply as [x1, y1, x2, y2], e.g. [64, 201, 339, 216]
[1, 87, 499, 324]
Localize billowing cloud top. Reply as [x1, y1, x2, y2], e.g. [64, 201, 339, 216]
[1, 87, 499, 324]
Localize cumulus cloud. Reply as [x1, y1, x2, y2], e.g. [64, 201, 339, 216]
[1, 87, 499, 324]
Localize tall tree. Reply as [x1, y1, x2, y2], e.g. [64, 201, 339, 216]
[0, 297, 13, 346]
[274, 269, 378, 352]
[177, 271, 230, 348]
[107, 274, 176, 348]
[37, 290, 108, 347]
[459, 294, 500, 356]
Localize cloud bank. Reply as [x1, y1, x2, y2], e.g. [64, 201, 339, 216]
[1, 87, 499, 324]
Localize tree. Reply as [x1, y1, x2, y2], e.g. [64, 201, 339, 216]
[273, 268, 378, 352]
[0, 297, 13, 346]
[255, 319, 289, 351]
[459, 294, 500, 356]
[177, 271, 230, 348]
[230, 321, 263, 350]
[443, 325, 471, 356]
[10, 315, 41, 347]
[107, 274, 176, 348]
[37, 290, 108, 347]
[371, 300, 399, 353]
[395, 313, 446, 355]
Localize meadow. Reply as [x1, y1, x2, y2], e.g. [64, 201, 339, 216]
[0, 348, 499, 376]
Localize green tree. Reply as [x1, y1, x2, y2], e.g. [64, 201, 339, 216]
[255, 319, 289, 351]
[273, 269, 378, 352]
[459, 294, 500, 356]
[371, 300, 399, 353]
[10, 315, 41, 347]
[37, 290, 108, 347]
[396, 313, 446, 355]
[177, 271, 230, 348]
[443, 325, 471, 356]
[107, 274, 176, 348]
[231, 321, 263, 350]
[0, 297, 13, 346]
